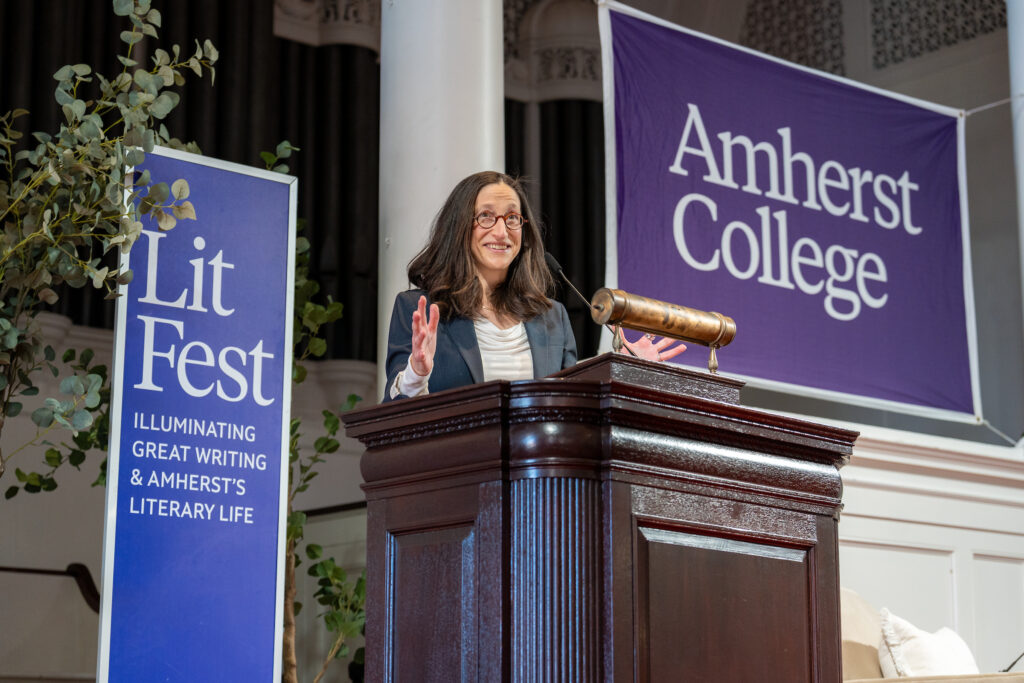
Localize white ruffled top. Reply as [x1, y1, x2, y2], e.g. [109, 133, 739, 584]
[473, 318, 533, 382]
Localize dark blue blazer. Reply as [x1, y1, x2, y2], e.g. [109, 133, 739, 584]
[384, 289, 578, 402]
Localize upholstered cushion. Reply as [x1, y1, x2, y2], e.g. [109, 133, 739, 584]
[878, 607, 980, 677]
[848, 675, 1024, 682]
[842, 588, 885, 680]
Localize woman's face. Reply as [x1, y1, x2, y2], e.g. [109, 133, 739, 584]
[471, 182, 522, 289]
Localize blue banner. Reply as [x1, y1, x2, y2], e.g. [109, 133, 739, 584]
[599, 3, 979, 421]
[98, 148, 295, 681]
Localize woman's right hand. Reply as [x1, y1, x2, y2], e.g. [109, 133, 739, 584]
[410, 295, 440, 376]
[619, 331, 686, 363]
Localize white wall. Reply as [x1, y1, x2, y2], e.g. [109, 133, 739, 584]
[838, 423, 1024, 673]
[0, 316, 108, 681]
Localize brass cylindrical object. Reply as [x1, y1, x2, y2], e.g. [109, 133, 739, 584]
[590, 288, 736, 348]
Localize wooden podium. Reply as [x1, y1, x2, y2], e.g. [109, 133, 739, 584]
[342, 354, 856, 682]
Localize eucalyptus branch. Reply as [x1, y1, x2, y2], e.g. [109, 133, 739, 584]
[0, 168, 49, 227]
[1, 0, 217, 476]
[3, 345, 107, 499]
[1, 391, 87, 468]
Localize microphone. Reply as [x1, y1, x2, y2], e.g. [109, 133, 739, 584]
[544, 252, 638, 357]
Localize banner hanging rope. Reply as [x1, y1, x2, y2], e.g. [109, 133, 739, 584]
[964, 94, 1024, 117]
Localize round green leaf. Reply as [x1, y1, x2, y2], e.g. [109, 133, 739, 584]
[148, 182, 169, 204]
[60, 376, 85, 396]
[308, 337, 327, 357]
[3, 327, 19, 349]
[54, 86, 73, 106]
[171, 179, 189, 200]
[120, 30, 143, 45]
[71, 409, 93, 431]
[31, 407, 54, 427]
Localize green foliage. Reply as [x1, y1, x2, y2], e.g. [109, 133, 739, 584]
[292, 230, 345, 382]
[0, 0, 217, 477]
[288, 398, 365, 682]
[259, 140, 299, 175]
[4, 348, 110, 498]
[310, 558, 366, 658]
[266, 146, 365, 677]
[262, 143, 345, 386]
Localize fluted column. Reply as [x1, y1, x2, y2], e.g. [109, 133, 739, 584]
[377, 0, 505, 397]
[511, 477, 601, 681]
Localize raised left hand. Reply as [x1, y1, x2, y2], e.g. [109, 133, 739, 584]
[620, 331, 686, 362]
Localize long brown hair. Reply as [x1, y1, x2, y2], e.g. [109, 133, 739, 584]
[407, 171, 554, 320]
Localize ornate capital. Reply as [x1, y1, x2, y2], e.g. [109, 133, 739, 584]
[273, 0, 381, 52]
[536, 45, 599, 84]
[507, 0, 602, 103]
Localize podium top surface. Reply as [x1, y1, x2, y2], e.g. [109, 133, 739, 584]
[551, 353, 744, 405]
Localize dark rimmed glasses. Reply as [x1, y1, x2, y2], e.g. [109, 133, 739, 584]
[474, 210, 525, 230]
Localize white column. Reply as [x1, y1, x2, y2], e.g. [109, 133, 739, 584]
[1008, 1, 1024, 350]
[377, 0, 505, 398]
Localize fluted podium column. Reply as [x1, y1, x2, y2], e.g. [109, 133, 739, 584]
[344, 354, 856, 681]
[511, 477, 601, 680]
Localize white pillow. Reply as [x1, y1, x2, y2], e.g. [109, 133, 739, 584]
[877, 607, 980, 677]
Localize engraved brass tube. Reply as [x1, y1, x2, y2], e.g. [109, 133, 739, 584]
[590, 288, 736, 348]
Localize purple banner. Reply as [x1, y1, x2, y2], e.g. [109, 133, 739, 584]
[603, 6, 977, 417]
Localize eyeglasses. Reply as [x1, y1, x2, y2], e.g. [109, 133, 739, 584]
[474, 210, 526, 230]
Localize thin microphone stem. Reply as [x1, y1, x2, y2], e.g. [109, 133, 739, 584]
[545, 252, 638, 358]
[561, 273, 595, 314]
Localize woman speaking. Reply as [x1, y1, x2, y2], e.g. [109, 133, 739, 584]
[384, 171, 577, 401]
